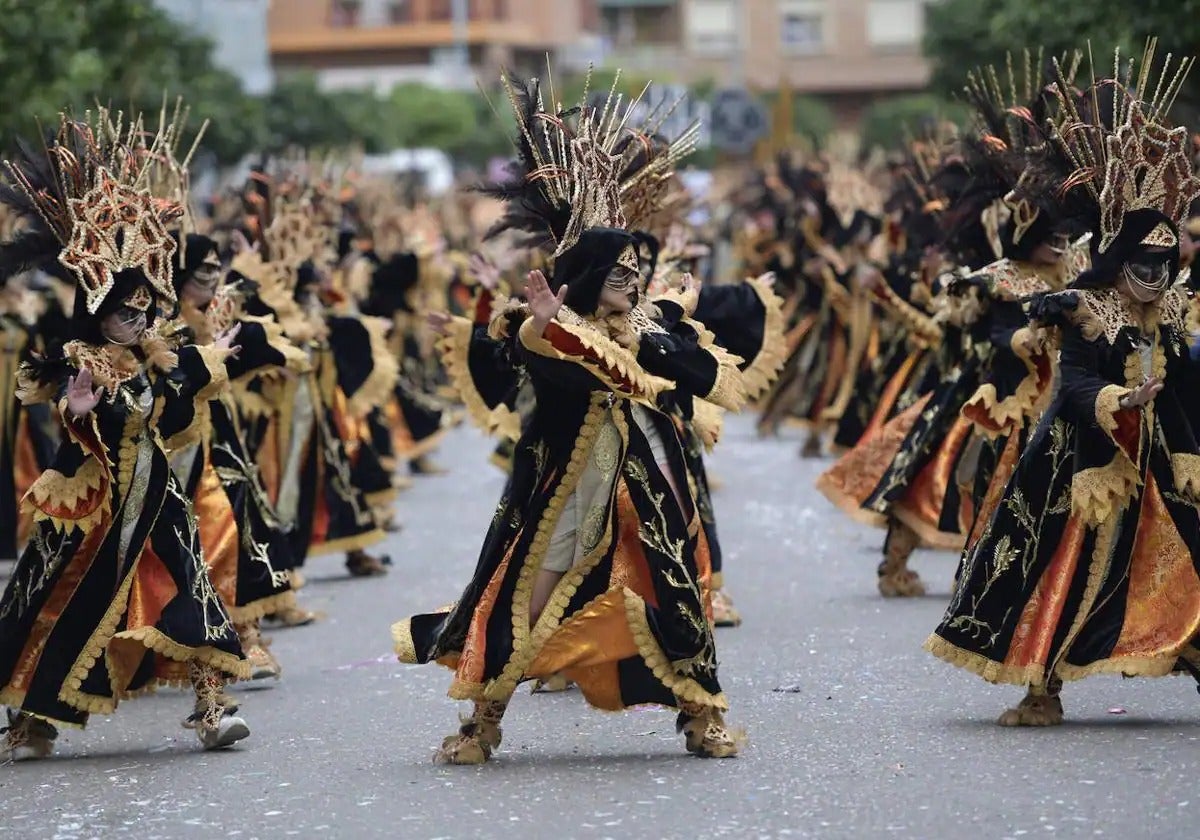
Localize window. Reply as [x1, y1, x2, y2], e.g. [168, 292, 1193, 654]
[388, 0, 411, 23]
[779, 0, 824, 53]
[330, 0, 362, 26]
[867, 0, 924, 49]
[688, 0, 736, 54]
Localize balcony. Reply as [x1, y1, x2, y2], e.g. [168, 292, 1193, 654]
[271, 20, 540, 54]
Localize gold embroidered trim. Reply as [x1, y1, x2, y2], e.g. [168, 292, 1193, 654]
[962, 328, 1049, 439]
[25, 457, 110, 533]
[1095, 384, 1133, 436]
[924, 633, 1049, 688]
[63, 341, 141, 393]
[740, 273, 787, 401]
[1070, 454, 1142, 528]
[1171, 453, 1200, 500]
[487, 396, 612, 701]
[518, 318, 671, 404]
[621, 587, 728, 710]
[440, 316, 510, 438]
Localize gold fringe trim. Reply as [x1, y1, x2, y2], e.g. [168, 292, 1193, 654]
[739, 272, 787, 402]
[814, 472, 888, 529]
[227, 588, 297, 624]
[689, 319, 748, 412]
[391, 617, 418, 664]
[488, 396, 610, 699]
[690, 399, 725, 451]
[308, 528, 386, 558]
[346, 316, 401, 419]
[59, 555, 250, 715]
[518, 318, 672, 404]
[1171, 453, 1200, 499]
[1070, 453, 1142, 528]
[923, 634, 1048, 687]
[1056, 654, 1181, 682]
[109, 626, 250, 681]
[439, 316, 509, 438]
[621, 588, 728, 710]
[60, 553, 142, 712]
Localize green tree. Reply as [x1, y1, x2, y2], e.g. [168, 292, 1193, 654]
[925, 0, 1200, 113]
[859, 94, 969, 151]
[0, 0, 263, 163]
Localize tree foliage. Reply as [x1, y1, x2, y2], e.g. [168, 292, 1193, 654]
[860, 94, 969, 152]
[925, 0, 1200, 116]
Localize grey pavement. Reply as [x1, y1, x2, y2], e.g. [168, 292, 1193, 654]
[2, 414, 1198, 840]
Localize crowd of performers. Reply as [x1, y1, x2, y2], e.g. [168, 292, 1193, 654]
[0, 72, 789, 764]
[6, 39, 1200, 766]
[756, 42, 1200, 728]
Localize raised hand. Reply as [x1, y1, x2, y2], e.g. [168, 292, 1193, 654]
[469, 253, 501, 291]
[215, 323, 242, 358]
[66, 368, 103, 418]
[1121, 376, 1163, 409]
[525, 270, 566, 334]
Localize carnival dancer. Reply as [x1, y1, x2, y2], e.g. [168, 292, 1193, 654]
[927, 46, 1200, 726]
[393, 72, 743, 763]
[0, 114, 252, 758]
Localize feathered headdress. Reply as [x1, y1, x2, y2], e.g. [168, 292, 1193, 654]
[0, 110, 186, 313]
[479, 65, 700, 271]
[1037, 40, 1200, 256]
[944, 49, 1083, 258]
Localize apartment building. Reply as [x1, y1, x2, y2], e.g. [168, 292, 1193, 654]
[267, 0, 605, 91]
[600, 0, 931, 121]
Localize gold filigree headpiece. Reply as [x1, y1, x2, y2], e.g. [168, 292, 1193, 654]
[500, 63, 700, 257]
[1045, 40, 1200, 254]
[4, 111, 186, 313]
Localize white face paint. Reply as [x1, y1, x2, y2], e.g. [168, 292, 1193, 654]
[102, 306, 148, 345]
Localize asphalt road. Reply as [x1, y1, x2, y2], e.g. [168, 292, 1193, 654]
[2, 415, 1198, 839]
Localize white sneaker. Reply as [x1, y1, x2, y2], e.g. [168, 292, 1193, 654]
[197, 715, 250, 750]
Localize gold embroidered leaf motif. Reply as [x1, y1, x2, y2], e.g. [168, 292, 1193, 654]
[989, 535, 1019, 582]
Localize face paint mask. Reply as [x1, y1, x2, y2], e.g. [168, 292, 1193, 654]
[604, 267, 639, 293]
[106, 305, 148, 345]
[1122, 260, 1171, 296]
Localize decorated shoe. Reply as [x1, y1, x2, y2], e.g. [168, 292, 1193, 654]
[677, 706, 740, 759]
[710, 589, 742, 628]
[346, 550, 390, 577]
[264, 604, 323, 628]
[434, 701, 506, 765]
[1, 710, 57, 762]
[188, 663, 251, 750]
[236, 621, 282, 682]
[997, 691, 1064, 727]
